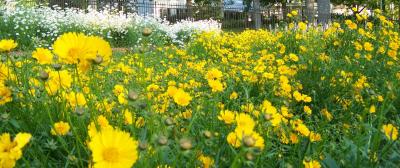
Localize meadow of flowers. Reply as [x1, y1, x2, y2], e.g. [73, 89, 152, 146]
[0, 6, 400, 168]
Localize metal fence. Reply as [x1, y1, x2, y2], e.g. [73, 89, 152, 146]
[15, 0, 400, 30]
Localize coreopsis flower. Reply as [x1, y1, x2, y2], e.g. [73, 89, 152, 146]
[0, 83, 12, 105]
[229, 91, 238, 99]
[65, 91, 87, 107]
[321, 108, 333, 121]
[88, 36, 112, 65]
[45, 70, 73, 95]
[198, 154, 214, 168]
[295, 123, 311, 137]
[218, 110, 236, 124]
[298, 22, 307, 31]
[291, 10, 298, 16]
[345, 20, 357, 30]
[235, 113, 255, 131]
[113, 84, 126, 96]
[303, 159, 321, 168]
[227, 129, 265, 150]
[88, 127, 139, 168]
[382, 124, 398, 141]
[369, 105, 376, 113]
[51, 121, 71, 136]
[32, 48, 53, 65]
[363, 42, 374, 52]
[207, 79, 224, 92]
[0, 39, 18, 52]
[205, 68, 223, 81]
[53, 32, 96, 64]
[166, 86, 178, 97]
[0, 132, 31, 168]
[173, 89, 192, 107]
[303, 106, 312, 115]
[123, 109, 133, 125]
[309, 132, 322, 142]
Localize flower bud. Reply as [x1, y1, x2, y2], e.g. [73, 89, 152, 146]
[39, 71, 49, 81]
[164, 117, 174, 126]
[245, 152, 254, 160]
[243, 136, 255, 147]
[157, 136, 168, 145]
[142, 27, 152, 37]
[139, 141, 148, 150]
[203, 130, 212, 139]
[52, 63, 62, 70]
[93, 56, 103, 64]
[179, 138, 193, 150]
[128, 91, 138, 101]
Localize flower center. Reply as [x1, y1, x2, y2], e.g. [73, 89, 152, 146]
[102, 147, 119, 162]
[68, 48, 80, 59]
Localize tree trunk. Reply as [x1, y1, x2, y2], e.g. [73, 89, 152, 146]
[186, 0, 193, 20]
[318, 0, 331, 26]
[305, 0, 315, 24]
[253, 0, 262, 29]
[219, 0, 224, 20]
[282, 0, 288, 21]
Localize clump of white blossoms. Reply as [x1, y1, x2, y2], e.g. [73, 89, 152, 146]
[0, 2, 221, 47]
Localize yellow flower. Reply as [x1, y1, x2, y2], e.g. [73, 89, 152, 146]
[32, 48, 53, 65]
[321, 108, 333, 121]
[123, 109, 133, 125]
[205, 68, 223, 81]
[0, 39, 18, 52]
[88, 127, 139, 168]
[53, 32, 96, 64]
[97, 115, 110, 128]
[289, 53, 299, 62]
[88, 36, 112, 64]
[235, 113, 255, 131]
[0, 83, 12, 105]
[0, 132, 31, 168]
[298, 22, 307, 31]
[369, 105, 376, 113]
[296, 123, 311, 136]
[218, 110, 236, 124]
[173, 89, 192, 107]
[113, 84, 126, 96]
[65, 91, 87, 107]
[229, 92, 238, 99]
[363, 42, 374, 52]
[303, 159, 321, 168]
[166, 86, 178, 97]
[382, 124, 398, 140]
[208, 79, 224, 92]
[309, 132, 322, 142]
[227, 129, 265, 150]
[51, 121, 70, 136]
[198, 154, 214, 168]
[46, 70, 73, 94]
[304, 106, 312, 115]
[291, 10, 298, 16]
[135, 117, 145, 128]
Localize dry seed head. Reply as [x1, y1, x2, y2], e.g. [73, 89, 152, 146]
[179, 138, 193, 150]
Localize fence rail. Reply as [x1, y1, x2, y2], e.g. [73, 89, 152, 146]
[14, 0, 400, 30]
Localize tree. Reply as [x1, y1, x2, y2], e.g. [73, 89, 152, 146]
[254, 0, 262, 29]
[318, 0, 331, 26]
[305, 0, 315, 24]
